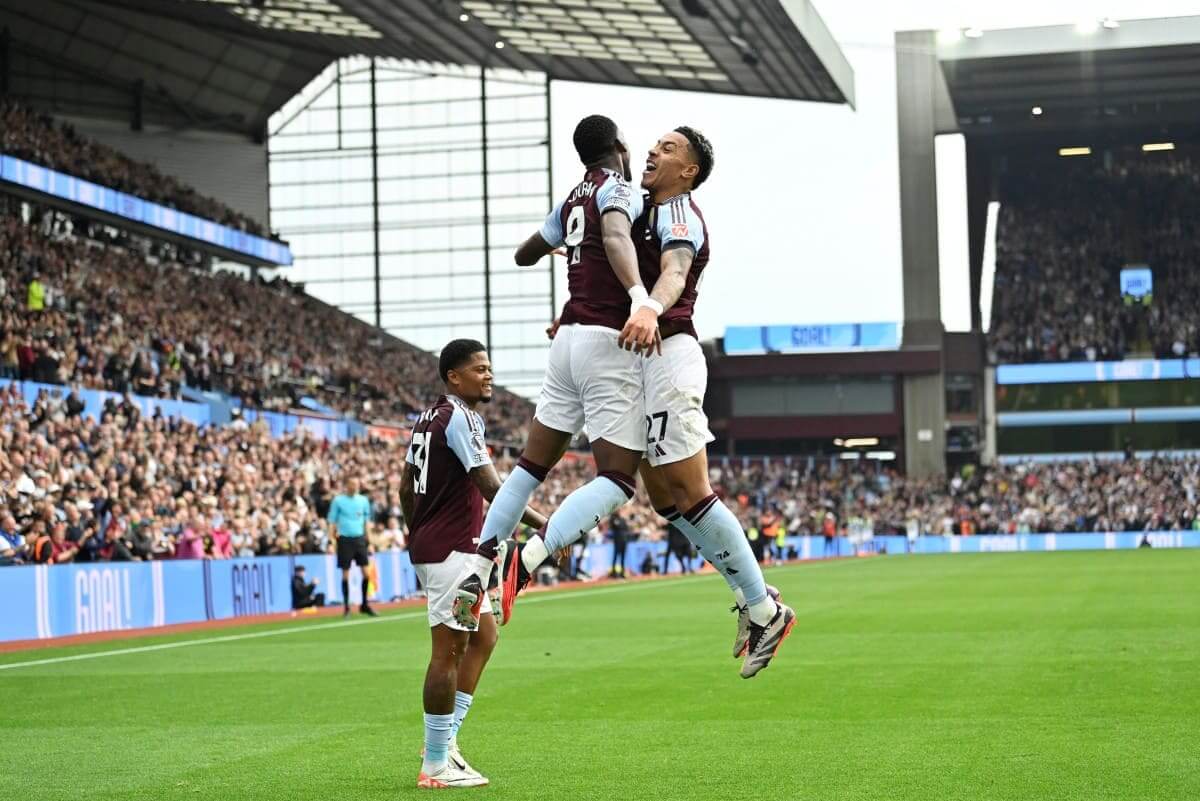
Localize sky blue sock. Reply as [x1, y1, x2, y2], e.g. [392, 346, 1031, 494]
[451, 691, 473, 741]
[683, 494, 770, 614]
[661, 507, 740, 596]
[540, 473, 634, 554]
[477, 462, 543, 556]
[422, 712, 454, 774]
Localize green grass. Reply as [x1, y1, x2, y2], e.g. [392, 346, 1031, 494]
[3, 550, 1199, 801]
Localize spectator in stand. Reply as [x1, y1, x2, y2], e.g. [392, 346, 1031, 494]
[174, 518, 207, 560]
[0, 513, 25, 564]
[26, 272, 44, 313]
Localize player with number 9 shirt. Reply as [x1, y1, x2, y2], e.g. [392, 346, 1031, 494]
[453, 115, 660, 629]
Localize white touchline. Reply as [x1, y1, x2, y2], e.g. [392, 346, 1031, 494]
[0, 569, 742, 672]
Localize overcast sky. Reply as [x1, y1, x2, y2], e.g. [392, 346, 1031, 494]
[549, 0, 1200, 340]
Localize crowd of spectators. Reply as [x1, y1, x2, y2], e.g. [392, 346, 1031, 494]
[3, 369, 1196, 568]
[1, 99, 271, 237]
[3, 121, 1198, 571]
[989, 150, 1200, 364]
[0, 205, 532, 439]
[0, 381, 622, 567]
[710, 456, 1200, 538]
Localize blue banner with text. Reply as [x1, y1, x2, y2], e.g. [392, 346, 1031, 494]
[3, 533, 1197, 643]
[0, 155, 291, 265]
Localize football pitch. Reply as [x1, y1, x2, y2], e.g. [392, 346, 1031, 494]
[2, 550, 1197, 801]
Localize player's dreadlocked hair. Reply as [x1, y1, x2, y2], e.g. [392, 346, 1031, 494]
[439, 338, 487, 383]
[573, 114, 620, 165]
[675, 126, 714, 189]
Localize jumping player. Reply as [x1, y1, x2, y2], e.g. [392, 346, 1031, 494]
[621, 128, 796, 679]
[401, 339, 547, 789]
[454, 115, 658, 625]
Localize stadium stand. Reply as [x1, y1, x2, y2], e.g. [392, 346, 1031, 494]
[3, 364, 1196, 568]
[0, 204, 532, 438]
[0, 381, 660, 566]
[2, 96, 1197, 574]
[988, 149, 1200, 364]
[1, 99, 271, 237]
[712, 457, 1200, 537]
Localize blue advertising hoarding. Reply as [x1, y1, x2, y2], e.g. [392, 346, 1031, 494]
[0, 155, 292, 266]
[3, 534, 1198, 644]
[996, 358, 1200, 385]
[0, 551, 419, 643]
[724, 322, 901, 355]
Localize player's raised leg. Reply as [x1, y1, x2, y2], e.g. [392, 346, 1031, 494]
[649, 438, 794, 679]
[473, 419, 570, 566]
[640, 460, 781, 657]
[500, 437, 640, 610]
[456, 319, 579, 604]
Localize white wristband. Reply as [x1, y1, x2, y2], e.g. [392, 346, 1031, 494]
[627, 285, 649, 304]
[637, 297, 665, 316]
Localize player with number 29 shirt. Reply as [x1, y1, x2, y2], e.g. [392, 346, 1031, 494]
[401, 339, 546, 790]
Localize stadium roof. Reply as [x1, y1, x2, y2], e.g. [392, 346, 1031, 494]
[934, 15, 1200, 137]
[1, 0, 853, 139]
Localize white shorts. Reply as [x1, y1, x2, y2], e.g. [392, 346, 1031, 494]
[414, 551, 493, 630]
[534, 323, 645, 451]
[640, 334, 715, 467]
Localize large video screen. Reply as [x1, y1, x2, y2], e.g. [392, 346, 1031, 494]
[724, 322, 901, 355]
[0, 155, 292, 265]
[1120, 265, 1153, 303]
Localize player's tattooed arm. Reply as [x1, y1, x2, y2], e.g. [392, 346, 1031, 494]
[648, 245, 694, 311]
[620, 245, 691, 355]
[514, 232, 556, 266]
[469, 464, 549, 530]
[398, 463, 416, 542]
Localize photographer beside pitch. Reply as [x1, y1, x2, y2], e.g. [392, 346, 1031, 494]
[401, 339, 547, 789]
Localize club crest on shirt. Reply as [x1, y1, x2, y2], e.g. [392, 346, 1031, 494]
[672, 223, 689, 238]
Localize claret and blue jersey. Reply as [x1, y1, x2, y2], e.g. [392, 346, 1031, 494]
[538, 167, 644, 331]
[634, 192, 710, 339]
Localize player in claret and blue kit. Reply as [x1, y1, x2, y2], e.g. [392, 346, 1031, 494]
[453, 114, 660, 627]
[400, 339, 546, 789]
[621, 127, 796, 679]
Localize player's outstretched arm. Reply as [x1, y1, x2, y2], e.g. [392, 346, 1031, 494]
[619, 246, 693, 355]
[469, 464, 548, 530]
[599, 211, 642, 293]
[648, 245, 693, 312]
[514, 232, 556, 266]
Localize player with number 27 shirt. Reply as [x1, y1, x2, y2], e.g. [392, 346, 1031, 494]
[620, 127, 796, 679]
